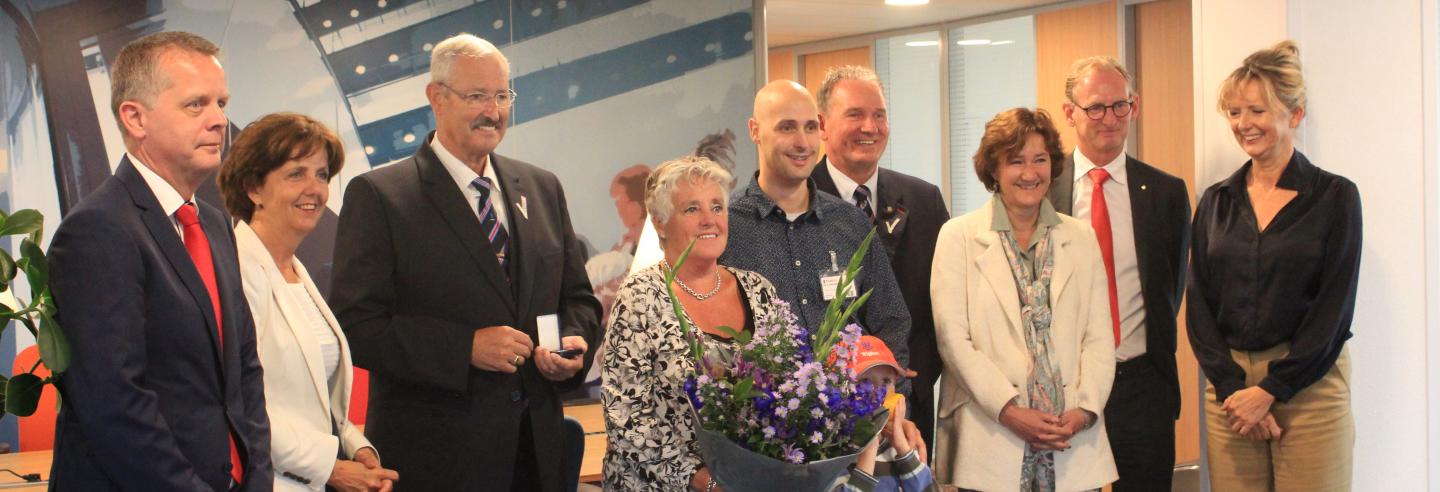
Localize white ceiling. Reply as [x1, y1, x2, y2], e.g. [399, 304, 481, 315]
[764, 0, 1062, 47]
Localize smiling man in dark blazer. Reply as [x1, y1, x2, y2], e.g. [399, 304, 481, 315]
[809, 66, 949, 452]
[1050, 57, 1190, 491]
[330, 33, 600, 492]
[47, 32, 272, 491]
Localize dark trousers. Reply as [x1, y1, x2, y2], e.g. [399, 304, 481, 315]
[1105, 356, 1178, 492]
[909, 367, 938, 460]
[511, 411, 542, 492]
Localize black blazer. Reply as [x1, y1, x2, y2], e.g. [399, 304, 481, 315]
[48, 157, 273, 491]
[811, 159, 950, 384]
[1049, 154, 1190, 418]
[330, 134, 601, 492]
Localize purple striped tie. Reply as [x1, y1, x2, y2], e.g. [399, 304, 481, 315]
[472, 176, 510, 269]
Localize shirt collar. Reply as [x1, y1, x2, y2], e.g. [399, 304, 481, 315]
[1072, 149, 1128, 186]
[990, 194, 1062, 232]
[1218, 149, 1315, 195]
[823, 157, 880, 205]
[431, 136, 501, 193]
[741, 171, 824, 222]
[127, 152, 189, 217]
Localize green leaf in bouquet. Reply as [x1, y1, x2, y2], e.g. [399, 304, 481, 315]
[4, 372, 43, 417]
[733, 377, 761, 400]
[715, 325, 751, 345]
[663, 239, 705, 364]
[813, 228, 878, 364]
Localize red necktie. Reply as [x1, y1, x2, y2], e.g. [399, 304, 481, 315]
[1087, 169, 1122, 347]
[175, 203, 244, 485]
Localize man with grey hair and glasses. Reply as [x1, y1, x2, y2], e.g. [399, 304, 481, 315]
[331, 33, 601, 492]
[809, 65, 950, 454]
[1048, 56, 1190, 491]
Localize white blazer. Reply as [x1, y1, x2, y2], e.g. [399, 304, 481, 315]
[930, 198, 1117, 491]
[236, 222, 372, 491]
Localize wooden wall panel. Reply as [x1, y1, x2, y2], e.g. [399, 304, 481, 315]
[769, 49, 797, 83]
[800, 46, 872, 97]
[1035, 0, 1118, 152]
[1135, 0, 1199, 465]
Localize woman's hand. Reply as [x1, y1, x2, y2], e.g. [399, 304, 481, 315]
[328, 449, 399, 492]
[1057, 408, 1095, 439]
[690, 466, 724, 492]
[1240, 412, 1284, 442]
[999, 400, 1070, 451]
[1222, 386, 1276, 435]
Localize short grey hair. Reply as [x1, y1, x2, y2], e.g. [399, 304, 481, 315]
[430, 33, 509, 83]
[816, 65, 883, 114]
[645, 156, 734, 227]
[1064, 56, 1134, 103]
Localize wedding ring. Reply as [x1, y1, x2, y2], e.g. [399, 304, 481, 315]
[512, 355, 524, 366]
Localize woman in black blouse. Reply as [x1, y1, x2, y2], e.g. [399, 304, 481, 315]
[1189, 41, 1361, 492]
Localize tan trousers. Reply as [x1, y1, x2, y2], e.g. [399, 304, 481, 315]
[1204, 344, 1353, 492]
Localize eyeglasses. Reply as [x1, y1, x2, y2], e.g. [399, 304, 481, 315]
[1073, 99, 1134, 120]
[438, 82, 517, 108]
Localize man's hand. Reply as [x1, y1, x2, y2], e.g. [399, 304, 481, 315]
[1239, 412, 1284, 442]
[1222, 386, 1276, 436]
[999, 401, 1070, 451]
[471, 326, 534, 373]
[534, 336, 587, 382]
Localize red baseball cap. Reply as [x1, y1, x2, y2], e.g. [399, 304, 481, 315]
[849, 335, 902, 376]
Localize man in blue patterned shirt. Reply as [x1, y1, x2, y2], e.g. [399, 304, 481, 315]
[721, 80, 912, 392]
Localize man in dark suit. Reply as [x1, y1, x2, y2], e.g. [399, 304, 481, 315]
[809, 66, 949, 452]
[330, 34, 601, 492]
[1049, 57, 1190, 490]
[47, 32, 272, 491]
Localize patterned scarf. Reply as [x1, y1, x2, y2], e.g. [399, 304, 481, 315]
[998, 227, 1064, 492]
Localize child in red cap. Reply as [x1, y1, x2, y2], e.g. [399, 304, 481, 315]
[840, 336, 938, 492]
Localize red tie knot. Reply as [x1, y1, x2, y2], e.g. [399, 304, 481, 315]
[1088, 167, 1112, 185]
[175, 202, 201, 227]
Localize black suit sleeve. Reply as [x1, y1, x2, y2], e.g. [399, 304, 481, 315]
[550, 177, 603, 390]
[331, 176, 476, 395]
[50, 211, 214, 491]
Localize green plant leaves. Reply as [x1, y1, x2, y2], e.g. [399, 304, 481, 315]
[5, 373, 43, 417]
[0, 210, 43, 238]
[38, 310, 70, 374]
[19, 237, 46, 296]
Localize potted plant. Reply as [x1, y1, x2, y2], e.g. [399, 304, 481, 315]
[0, 208, 70, 418]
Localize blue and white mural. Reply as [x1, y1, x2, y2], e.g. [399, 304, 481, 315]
[0, 0, 757, 450]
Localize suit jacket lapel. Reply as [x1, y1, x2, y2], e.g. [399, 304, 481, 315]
[415, 144, 518, 314]
[1125, 157, 1159, 303]
[494, 155, 535, 317]
[974, 201, 1023, 335]
[1048, 224, 1076, 306]
[874, 169, 906, 256]
[238, 222, 332, 413]
[811, 159, 841, 197]
[116, 158, 224, 363]
[1050, 154, 1077, 216]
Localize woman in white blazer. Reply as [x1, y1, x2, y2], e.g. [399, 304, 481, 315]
[219, 113, 398, 492]
[931, 108, 1117, 491]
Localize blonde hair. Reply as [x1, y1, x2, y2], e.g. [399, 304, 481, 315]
[110, 32, 220, 124]
[816, 65, 884, 114]
[1217, 41, 1306, 114]
[1064, 56, 1133, 103]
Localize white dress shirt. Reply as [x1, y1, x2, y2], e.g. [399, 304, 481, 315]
[128, 152, 190, 239]
[1070, 150, 1148, 362]
[826, 162, 879, 210]
[432, 138, 510, 232]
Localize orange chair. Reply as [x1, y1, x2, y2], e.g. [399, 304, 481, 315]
[12, 344, 57, 451]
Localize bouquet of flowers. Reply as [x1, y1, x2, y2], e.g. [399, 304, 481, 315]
[666, 230, 889, 490]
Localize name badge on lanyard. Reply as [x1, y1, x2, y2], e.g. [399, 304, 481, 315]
[819, 250, 857, 301]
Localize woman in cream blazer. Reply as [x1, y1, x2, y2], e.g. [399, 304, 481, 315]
[219, 113, 396, 491]
[931, 108, 1117, 491]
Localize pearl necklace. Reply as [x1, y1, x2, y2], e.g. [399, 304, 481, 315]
[662, 259, 723, 301]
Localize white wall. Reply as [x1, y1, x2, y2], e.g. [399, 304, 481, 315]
[1193, 0, 1437, 489]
